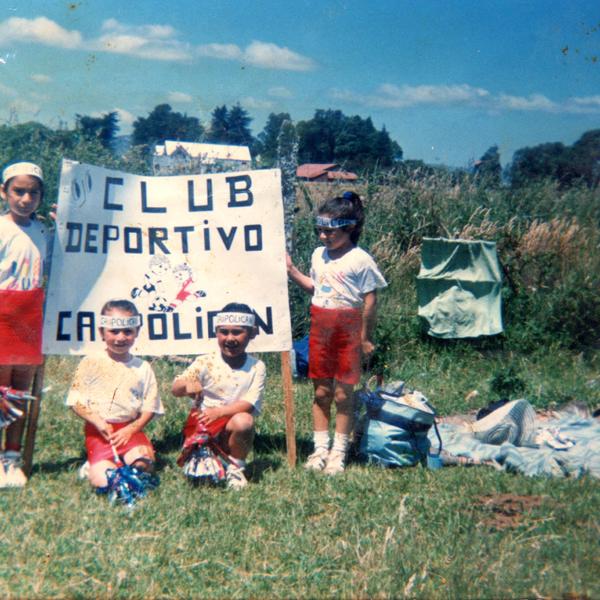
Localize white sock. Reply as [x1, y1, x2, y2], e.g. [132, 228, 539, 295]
[331, 432, 349, 455]
[229, 457, 246, 470]
[313, 430, 330, 453]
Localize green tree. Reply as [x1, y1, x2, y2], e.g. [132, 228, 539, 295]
[76, 111, 120, 150]
[508, 142, 569, 187]
[132, 104, 203, 146]
[296, 109, 402, 171]
[207, 103, 255, 149]
[226, 103, 254, 147]
[569, 129, 600, 187]
[474, 145, 502, 187]
[207, 105, 230, 143]
[257, 112, 291, 167]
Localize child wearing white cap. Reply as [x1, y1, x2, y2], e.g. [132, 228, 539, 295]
[0, 161, 50, 487]
[171, 302, 266, 490]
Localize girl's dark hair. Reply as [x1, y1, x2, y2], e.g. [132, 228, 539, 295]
[100, 299, 140, 317]
[221, 302, 255, 315]
[317, 191, 364, 244]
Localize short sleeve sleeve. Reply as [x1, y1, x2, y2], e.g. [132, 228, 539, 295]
[244, 359, 266, 414]
[141, 362, 164, 416]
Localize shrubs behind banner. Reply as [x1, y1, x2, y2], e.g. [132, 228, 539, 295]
[357, 380, 438, 468]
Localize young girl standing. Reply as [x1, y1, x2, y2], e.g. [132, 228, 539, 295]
[66, 299, 164, 490]
[0, 162, 49, 487]
[287, 191, 387, 474]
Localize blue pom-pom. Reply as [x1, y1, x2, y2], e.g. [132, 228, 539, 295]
[104, 465, 159, 507]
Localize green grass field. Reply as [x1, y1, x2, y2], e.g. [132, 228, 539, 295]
[1, 350, 598, 599]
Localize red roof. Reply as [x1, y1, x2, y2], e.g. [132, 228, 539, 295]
[296, 163, 357, 180]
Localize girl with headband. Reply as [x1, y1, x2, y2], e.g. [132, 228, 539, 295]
[287, 191, 387, 474]
[0, 161, 50, 487]
[171, 302, 266, 490]
[66, 299, 164, 491]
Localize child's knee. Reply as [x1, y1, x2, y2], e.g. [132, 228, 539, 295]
[124, 445, 155, 468]
[314, 383, 334, 406]
[228, 412, 254, 433]
[88, 461, 113, 488]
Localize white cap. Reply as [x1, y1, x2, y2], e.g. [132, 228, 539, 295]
[2, 162, 44, 185]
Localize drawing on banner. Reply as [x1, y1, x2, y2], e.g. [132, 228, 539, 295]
[70, 169, 93, 209]
[131, 256, 206, 313]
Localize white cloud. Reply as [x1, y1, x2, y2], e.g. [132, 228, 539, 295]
[198, 40, 315, 71]
[114, 107, 135, 127]
[241, 96, 274, 110]
[496, 93, 556, 112]
[30, 73, 51, 84]
[332, 83, 600, 115]
[91, 20, 192, 61]
[0, 16, 82, 48]
[101, 19, 177, 39]
[0, 17, 315, 71]
[7, 98, 41, 116]
[167, 91, 193, 103]
[268, 86, 293, 98]
[356, 83, 490, 108]
[243, 41, 315, 71]
[0, 82, 16, 97]
[198, 43, 243, 61]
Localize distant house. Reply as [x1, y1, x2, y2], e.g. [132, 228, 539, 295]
[296, 163, 358, 182]
[153, 141, 251, 175]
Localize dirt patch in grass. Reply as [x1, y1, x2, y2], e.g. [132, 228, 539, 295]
[475, 494, 545, 531]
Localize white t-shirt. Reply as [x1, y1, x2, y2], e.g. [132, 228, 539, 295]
[175, 352, 266, 415]
[66, 352, 164, 422]
[0, 216, 49, 291]
[310, 246, 387, 309]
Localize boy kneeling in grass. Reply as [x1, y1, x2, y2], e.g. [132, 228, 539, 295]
[172, 303, 266, 490]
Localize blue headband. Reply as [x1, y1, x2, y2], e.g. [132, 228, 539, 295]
[316, 216, 357, 228]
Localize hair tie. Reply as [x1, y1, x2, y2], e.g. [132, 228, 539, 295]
[342, 191, 355, 201]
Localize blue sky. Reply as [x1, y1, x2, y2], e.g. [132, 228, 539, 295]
[0, 1, 598, 166]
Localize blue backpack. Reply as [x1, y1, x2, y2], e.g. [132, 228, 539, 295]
[357, 381, 441, 468]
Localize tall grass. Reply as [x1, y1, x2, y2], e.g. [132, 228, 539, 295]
[292, 175, 600, 358]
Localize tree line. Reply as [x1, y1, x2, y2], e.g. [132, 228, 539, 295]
[75, 103, 402, 172]
[2, 101, 598, 188]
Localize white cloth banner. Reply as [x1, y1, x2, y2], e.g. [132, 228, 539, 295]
[43, 160, 292, 355]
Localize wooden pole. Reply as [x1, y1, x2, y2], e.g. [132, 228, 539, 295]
[277, 120, 299, 467]
[281, 351, 296, 466]
[22, 362, 45, 477]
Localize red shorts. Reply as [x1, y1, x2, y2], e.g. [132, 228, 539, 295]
[84, 421, 153, 465]
[0, 288, 44, 365]
[177, 410, 231, 467]
[182, 410, 230, 445]
[308, 304, 362, 385]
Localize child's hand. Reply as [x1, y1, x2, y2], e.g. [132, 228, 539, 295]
[110, 425, 134, 449]
[199, 407, 222, 425]
[95, 419, 114, 442]
[185, 380, 203, 403]
[361, 339, 375, 357]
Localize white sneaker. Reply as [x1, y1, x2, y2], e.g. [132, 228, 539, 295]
[323, 450, 346, 475]
[0, 453, 7, 488]
[78, 461, 90, 480]
[3, 451, 27, 487]
[226, 465, 248, 490]
[304, 448, 329, 471]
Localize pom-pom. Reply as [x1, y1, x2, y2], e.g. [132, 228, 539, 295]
[182, 444, 228, 484]
[98, 465, 159, 508]
[0, 387, 34, 429]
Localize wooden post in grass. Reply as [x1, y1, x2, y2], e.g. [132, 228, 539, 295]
[278, 120, 298, 466]
[22, 362, 45, 477]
